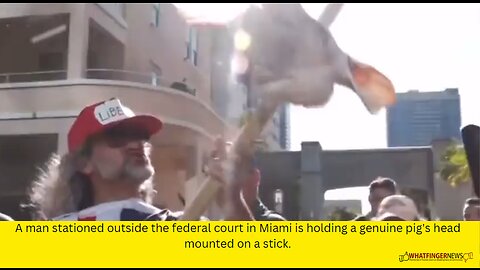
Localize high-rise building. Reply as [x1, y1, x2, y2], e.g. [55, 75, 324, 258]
[387, 88, 461, 147]
[227, 46, 293, 151]
[210, 27, 248, 127]
[278, 104, 290, 150]
[209, 25, 290, 151]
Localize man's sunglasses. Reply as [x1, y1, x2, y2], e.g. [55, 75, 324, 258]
[91, 125, 151, 149]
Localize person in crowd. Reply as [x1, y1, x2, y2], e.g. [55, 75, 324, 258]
[463, 197, 480, 221]
[354, 177, 398, 221]
[241, 164, 287, 221]
[373, 194, 420, 221]
[27, 98, 253, 221]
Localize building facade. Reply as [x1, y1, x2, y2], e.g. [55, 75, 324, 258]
[0, 3, 243, 219]
[210, 26, 249, 127]
[387, 88, 462, 147]
[278, 104, 290, 150]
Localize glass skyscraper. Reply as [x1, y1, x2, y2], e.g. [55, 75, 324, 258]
[387, 88, 461, 147]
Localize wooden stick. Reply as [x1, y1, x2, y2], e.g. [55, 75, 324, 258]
[180, 176, 223, 221]
[180, 83, 284, 221]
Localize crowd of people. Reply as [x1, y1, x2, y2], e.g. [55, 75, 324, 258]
[0, 98, 478, 222]
[356, 177, 479, 221]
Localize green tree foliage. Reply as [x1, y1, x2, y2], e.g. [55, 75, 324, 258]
[327, 207, 358, 221]
[440, 143, 471, 187]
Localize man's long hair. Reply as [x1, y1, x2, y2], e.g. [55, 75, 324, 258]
[28, 152, 82, 219]
[28, 149, 156, 220]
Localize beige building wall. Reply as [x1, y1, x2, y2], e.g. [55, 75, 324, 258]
[0, 3, 237, 218]
[122, 4, 212, 105]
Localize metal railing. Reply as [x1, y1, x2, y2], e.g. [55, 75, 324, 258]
[0, 70, 67, 83]
[0, 69, 197, 96]
[85, 68, 197, 96]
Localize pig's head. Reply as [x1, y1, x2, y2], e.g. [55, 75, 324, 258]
[178, 3, 396, 114]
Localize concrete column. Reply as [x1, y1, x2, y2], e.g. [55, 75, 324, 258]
[193, 140, 205, 177]
[300, 142, 324, 220]
[56, 130, 68, 156]
[67, 4, 89, 79]
[184, 141, 205, 207]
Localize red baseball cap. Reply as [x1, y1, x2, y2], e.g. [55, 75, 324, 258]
[68, 98, 163, 153]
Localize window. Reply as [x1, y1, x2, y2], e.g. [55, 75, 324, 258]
[274, 189, 284, 214]
[185, 42, 191, 61]
[150, 62, 162, 86]
[38, 52, 64, 71]
[151, 72, 158, 86]
[151, 4, 160, 27]
[87, 50, 98, 69]
[185, 27, 199, 66]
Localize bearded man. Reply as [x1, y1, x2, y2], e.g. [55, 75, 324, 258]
[28, 98, 252, 221]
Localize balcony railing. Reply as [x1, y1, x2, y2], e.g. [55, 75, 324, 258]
[85, 69, 196, 96]
[0, 69, 197, 96]
[0, 70, 67, 83]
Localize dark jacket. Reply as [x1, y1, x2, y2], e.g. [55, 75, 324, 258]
[253, 199, 287, 221]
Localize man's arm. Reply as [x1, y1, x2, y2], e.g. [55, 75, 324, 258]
[204, 138, 254, 221]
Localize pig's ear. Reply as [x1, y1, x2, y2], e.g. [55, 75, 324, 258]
[347, 57, 396, 114]
[317, 3, 344, 28]
[173, 4, 249, 26]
